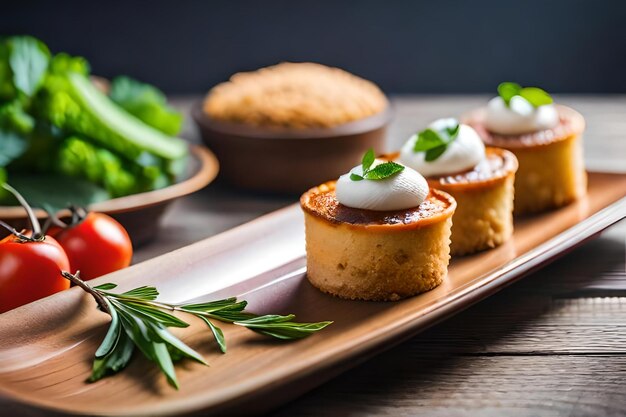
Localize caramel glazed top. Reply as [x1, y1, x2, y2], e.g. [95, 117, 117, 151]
[427, 147, 518, 190]
[380, 147, 518, 191]
[301, 182, 456, 230]
[464, 104, 585, 149]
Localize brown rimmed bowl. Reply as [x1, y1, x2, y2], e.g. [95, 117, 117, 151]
[192, 102, 392, 194]
[0, 145, 219, 246]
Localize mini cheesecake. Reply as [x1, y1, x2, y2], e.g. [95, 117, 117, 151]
[424, 147, 518, 255]
[465, 104, 586, 215]
[300, 182, 456, 301]
[398, 119, 518, 256]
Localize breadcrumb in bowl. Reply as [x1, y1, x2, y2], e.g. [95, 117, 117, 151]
[193, 63, 391, 194]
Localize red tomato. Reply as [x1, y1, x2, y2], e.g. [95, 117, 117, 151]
[0, 233, 71, 313]
[50, 212, 132, 280]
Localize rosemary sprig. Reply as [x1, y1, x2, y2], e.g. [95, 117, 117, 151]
[61, 271, 332, 389]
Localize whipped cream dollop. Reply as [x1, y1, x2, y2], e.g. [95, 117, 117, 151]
[399, 118, 485, 177]
[335, 160, 429, 211]
[484, 96, 559, 135]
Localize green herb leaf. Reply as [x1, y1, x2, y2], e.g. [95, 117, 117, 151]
[94, 283, 118, 291]
[94, 300, 121, 358]
[361, 148, 375, 172]
[425, 145, 448, 162]
[351, 149, 405, 182]
[181, 298, 243, 313]
[199, 316, 227, 353]
[119, 301, 189, 328]
[497, 82, 522, 105]
[120, 286, 159, 301]
[146, 321, 207, 366]
[236, 316, 334, 340]
[445, 123, 460, 138]
[519, 86, 553, 107]
[412, 121, 461, 162]
[363, 161, 405, 180]
[413, 129, 445, 152]
[89, 326, 134, 382]
[497, 82, 553, 108]
[62, 273, 332, 389]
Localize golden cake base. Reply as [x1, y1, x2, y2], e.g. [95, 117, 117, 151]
[302, 188, 455, 301]
[440, 173, 515, 256]
[511, 133, 586, 215]
[430, 148, 518, 256]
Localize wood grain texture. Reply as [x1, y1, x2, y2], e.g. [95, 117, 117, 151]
[1, 96, 625, 417]
[0, 173, 624, 417]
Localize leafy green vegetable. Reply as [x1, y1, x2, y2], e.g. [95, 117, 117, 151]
[37, 72, 187, 160]
[8, 36, 50, 98]
[0, 174, 110, 212]
[497, 82, 553, 108]
[0, 99, 35, 134]
[0, 130, 28, 166]
[57, 136, 168, 197]
[110, 76, 183, 136]
[0, 35, 187, 205]
[411, 121, 460, 162]
[48, 52, 89, 76]
[350, 148, 405, 181]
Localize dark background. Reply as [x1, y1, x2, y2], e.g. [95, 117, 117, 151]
[3, 0, 625, 95]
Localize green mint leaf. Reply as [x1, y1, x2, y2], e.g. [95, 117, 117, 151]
[413, 129, 445, 152]
[350, 173, 364, 181]
[363, 161, 405, 180]
[412, 121, 459, 163]
[425, 144, 448, 162]
[519, 87, 553, 107]
[497, 82, 522, 105]
[361, 148, 375, 172]
[445, 123, 460, 139]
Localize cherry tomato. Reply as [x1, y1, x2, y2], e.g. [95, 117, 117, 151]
[0, 233, 70, 313]
[50, 212, 132, 280]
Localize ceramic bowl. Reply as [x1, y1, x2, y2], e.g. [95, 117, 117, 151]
[192, 102, 391, 194]
[0, 145, 219, 246]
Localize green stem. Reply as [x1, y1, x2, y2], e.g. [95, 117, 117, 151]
[2, 183, 43, 240]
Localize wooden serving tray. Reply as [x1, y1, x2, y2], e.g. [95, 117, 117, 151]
[1, 172, 625, 416]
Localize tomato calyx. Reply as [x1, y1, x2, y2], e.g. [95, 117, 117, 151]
[45, 205, 89, 233]
[1, 183, 45, 242]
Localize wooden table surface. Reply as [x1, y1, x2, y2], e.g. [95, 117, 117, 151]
[140, 96, 626, 416]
